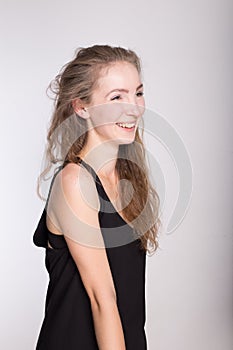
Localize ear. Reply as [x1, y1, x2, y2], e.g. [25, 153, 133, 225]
[72, 98, 90, 119]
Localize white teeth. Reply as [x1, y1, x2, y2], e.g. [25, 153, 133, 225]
[116, 122, 135, 128]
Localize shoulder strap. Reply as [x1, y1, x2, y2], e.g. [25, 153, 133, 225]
[77, 158, 110, 203]
[78, 158, 102, 186]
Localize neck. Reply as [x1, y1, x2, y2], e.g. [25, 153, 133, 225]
[78, 140, 119, 180]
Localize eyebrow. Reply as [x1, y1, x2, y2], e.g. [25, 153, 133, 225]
[105, 83, 144, 98]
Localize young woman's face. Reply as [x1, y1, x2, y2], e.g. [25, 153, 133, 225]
[86, 61, 145, 145]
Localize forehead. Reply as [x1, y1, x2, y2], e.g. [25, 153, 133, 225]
[97, 61, 141, 89]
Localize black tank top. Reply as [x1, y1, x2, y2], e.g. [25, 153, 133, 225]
[33, 158, 147, 349]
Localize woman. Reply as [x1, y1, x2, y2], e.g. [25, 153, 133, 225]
[33, 44, 161, 350]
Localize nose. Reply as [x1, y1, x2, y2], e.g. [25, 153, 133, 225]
[124, 101, 144, 119]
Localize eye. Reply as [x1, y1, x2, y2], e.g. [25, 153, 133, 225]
[136, 91, 144, 97]
[110, 95, 121, 101]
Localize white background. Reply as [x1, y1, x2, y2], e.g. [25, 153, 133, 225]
[0, 0, 232, 349]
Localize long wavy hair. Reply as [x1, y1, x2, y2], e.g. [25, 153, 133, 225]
[38, 44, 161, 254]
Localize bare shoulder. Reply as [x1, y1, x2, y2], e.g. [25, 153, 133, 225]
[46, 162, 100, 235]
[54, 162, 100, 211]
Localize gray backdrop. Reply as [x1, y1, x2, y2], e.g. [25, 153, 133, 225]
[0, 0, 232, 349]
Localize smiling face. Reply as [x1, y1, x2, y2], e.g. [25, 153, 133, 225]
[84, 61, 145, 145]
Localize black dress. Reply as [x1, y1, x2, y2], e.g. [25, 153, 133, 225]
[33, 158, 147, 349]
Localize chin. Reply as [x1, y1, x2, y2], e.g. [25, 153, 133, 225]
[117, 137, 135, 145]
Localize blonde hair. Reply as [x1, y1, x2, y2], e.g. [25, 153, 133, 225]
[38, 44, 161, 253]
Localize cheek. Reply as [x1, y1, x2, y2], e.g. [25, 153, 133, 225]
[90, 104, 122, 127]
[140, 98, 145, 109]
[138, 99, 146, 116]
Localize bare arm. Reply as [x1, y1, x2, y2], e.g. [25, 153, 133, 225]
[47, 163, 126, 350]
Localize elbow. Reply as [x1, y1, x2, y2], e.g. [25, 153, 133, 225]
[89, 289, 117, 311]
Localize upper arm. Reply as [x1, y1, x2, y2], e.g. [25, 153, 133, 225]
[47, 163, 116, 305]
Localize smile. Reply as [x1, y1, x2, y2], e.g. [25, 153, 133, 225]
[115, 122, 136, 129]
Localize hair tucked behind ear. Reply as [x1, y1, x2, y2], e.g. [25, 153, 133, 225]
[37, 44, 161, 254]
